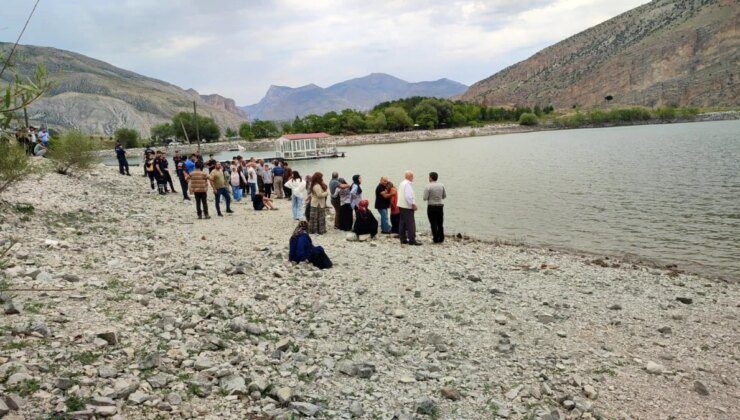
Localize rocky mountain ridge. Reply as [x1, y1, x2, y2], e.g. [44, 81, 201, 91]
[460, 0, 739, 109]
[242, 73, 468, 121]
[0, 43, 247, 135]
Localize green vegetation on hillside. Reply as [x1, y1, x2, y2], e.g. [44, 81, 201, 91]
[554, 106, 700, 128]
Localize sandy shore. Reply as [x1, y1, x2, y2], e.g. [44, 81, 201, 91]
[0, 165, 738, 419]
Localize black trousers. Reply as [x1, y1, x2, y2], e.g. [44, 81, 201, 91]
[147, 171, 155, 189]
[194, 192, 209, 217]
[264, 183, 273, 198]
[177, 172, 190, 199]
[163, 171, 176, 192]
[117, 158, 129, 175]
[427, 205, 444, 243]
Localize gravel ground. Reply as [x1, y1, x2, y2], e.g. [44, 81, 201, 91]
[0, 165, 737, 419]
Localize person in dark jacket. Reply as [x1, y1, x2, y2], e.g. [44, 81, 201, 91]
[114, 143, 130, 176]
[353, 199, 379, 238]
[289, 221, 332, 269]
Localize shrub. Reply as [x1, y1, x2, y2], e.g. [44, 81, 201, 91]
[677, 107, 700, 118]
[0, 142, 33, 195]
[554, 112, 587, 128]
[114, 128, 140, 148]
[518, 113, 539, 126]
[48, 130, 100, 175]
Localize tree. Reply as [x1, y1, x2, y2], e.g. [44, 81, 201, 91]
[383, 107, 413, 131]
[48, 130, 100, 175]
[114, 128, 139, 148]
[292, 116, 306, 133]
[250, 119, 279, 138]
[518, 112, 539, 126]
[411, 103, 438, 129]
[150, 123, 174, 142]
[366, 112, 387, 132]
[171, 112, 220, 142]
[225, 127, 237, 138]
[238, 122, 254, 140]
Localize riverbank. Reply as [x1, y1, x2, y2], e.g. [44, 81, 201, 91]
[0, 165, 737, 419]
[98, 110, 740, 158]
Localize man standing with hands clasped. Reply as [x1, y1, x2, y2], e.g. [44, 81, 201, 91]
[398, 170, 422, 246]
[423, 171, 446, 243]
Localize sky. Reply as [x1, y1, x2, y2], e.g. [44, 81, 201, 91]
[1, 0, 647, 105]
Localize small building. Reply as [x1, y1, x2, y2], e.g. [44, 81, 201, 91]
[275, 132, 338, 160]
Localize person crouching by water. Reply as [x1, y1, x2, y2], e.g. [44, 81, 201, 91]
[284, 171, 307, 220]
[289, 221, 332, 269]
[188, 162, 210, 219]
[333, 178, 353, 231]
[308, 172, 329, 234]
[423, 171, 447, 243]
[353, 199, 378, 239]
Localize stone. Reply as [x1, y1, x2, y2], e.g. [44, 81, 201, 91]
[693, 380, 709, 396]
[3, 300, 22, 315]
[645, 361, 664, 374]
[399, 375, 416, 384]
[345, 233, 358, 241]
[109, 378, 138, 399]
[89, 396, 116, 406]
[62, 274, 81, 282]
[392, 309, 406, 318]
[127, 391, 150, 405]
[194, 355, 214, 370]
[139, 352, 162, 370]
[98, 365, 117, 378]
[147, 373, 171, 388]
[36, 271, 53, 282]
[467, 274, 482, 282]
[219, 374, 248, 396]
[657, 326, 672, 334]
[275, 337, 294, 352]
[536, 314, 556, 324]
[505, 385, 523, 400]
[349, 401, 364, 417]
[495, 315, 508, 325]
[290, 402, 321, 416]
[608, 304, 622, 310]
[440, 386, 461, 401]
[3, 394, 24, 411]
[562, 400, 576, 410]
[245, 323, 264, 335]
[255, 292, 269, 301]
[272, 386, 293, 404]
[248, 377, 268, 393]
[415, 397, 437, 416]
[676, 297, 693, 304]
[96, 330, 119, 345]
[583, 385, 598, 399]
[94, 406, 118, 417]
[166, 393, 183, 406]
[55, 377, 74, 390]
[0, 398, 8, 417]
[556, 331, 567, 338]
[6, 372, 32, 386]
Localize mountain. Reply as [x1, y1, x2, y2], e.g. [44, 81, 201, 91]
[0, 42, 247, 135]
[242, 73, 468, 120]
[459, 0, 739, 109]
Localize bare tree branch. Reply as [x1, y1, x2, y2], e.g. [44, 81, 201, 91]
[0, 0, 41, 79]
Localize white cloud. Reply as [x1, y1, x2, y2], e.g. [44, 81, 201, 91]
[0, 0, 648, 104]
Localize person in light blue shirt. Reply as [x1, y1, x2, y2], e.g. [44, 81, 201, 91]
[39, 128, 50, 146]
[185, 155, 196, 174]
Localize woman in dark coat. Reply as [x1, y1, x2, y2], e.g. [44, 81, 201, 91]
[353, 199, 378, 238]
[289, 221, 332, 269]
[334, 178, 354, 231]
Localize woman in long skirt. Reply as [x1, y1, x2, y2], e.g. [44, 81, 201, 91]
[334, 178, 354, 231]
[308, 172, 329, 234]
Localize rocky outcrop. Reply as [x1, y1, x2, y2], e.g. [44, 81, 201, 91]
[0, 43, 247, 135]
[460, 0, 739, 108]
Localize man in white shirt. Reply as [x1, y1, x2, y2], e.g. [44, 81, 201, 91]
[397, 170, 421, 245]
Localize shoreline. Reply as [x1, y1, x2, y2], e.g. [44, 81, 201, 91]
[97, 111, 740, 158]
[1, 166, 738, 419]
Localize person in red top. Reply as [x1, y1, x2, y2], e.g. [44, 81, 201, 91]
[386, 181, 400, 234]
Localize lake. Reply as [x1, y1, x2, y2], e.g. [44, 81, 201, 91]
[113, 120, 740, 280]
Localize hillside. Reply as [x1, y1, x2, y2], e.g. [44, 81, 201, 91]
[0, 43, 247, 135]
[243, 73, 468, 121]
[460, 0, 739, 109]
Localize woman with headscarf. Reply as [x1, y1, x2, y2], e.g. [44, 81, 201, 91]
[353, 199, 378, 238]
[333, 177, 353, 231]
[308, 172, 329, 234]
[350, 174, 363, 209]
[289, 221, 332, 269]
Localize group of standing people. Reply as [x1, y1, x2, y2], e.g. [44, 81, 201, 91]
[15, 126, 49, 157]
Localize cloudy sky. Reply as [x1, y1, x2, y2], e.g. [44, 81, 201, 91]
[2, 0, 647, 104]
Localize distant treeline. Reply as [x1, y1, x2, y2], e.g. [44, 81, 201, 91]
[553, 106, 700, 128]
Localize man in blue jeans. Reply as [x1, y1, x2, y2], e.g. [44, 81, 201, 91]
[208, 162, 233, 216]
[374, 176, 392, 234]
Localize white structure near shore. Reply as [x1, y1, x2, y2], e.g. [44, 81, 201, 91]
[275, 132, 340, 160]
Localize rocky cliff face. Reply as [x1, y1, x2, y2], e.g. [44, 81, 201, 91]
[460, 0, 739, 108]
[242, 73, 468, 121]
[0, 43, 247, 135]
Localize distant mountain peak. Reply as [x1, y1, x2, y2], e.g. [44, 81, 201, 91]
[243, 74, 467, 121]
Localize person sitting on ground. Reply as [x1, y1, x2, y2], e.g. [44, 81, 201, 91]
[353, 199, 379, 238]
[289, 221, 332, 269]
[252, 191, 277, 211]
[33, 139, 47, 157]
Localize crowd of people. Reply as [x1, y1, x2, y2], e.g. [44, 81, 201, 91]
[15, 126, 50, 157]
[118, 143, 448, 268]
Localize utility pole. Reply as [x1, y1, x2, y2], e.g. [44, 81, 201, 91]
[193, 101, 200, 153]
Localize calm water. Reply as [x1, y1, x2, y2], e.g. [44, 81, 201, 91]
[115, 120, 740, 280]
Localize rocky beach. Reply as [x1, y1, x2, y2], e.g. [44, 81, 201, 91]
[0, 165, 738, 419]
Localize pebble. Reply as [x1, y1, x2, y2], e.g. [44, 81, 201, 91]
[693, 380, 709, 396]
[645, 361, 664, 374]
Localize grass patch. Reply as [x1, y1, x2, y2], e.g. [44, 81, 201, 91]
[73, 351, 101, 365]
[65, 394, 88, 411]
[7, 378, 41, 396]
[13, 203, 35, 214]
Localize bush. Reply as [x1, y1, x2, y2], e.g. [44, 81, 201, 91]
[554, 112, 587, 128]
[114, 128, 140, 148]
[518, 113, 539, 126]
[48, 130, 100, 175]
[0, 142, 32, 195]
